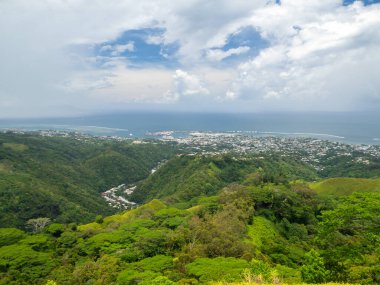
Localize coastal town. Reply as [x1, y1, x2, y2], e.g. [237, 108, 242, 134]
[99, 130, 380, 207]
[2, 128, 380, 211]
[3, 127, 380, 178]
[156, 131, 380, 169]
[3, 128, 380, 167]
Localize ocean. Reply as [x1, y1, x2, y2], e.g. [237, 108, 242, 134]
[0, 112, 379, 145]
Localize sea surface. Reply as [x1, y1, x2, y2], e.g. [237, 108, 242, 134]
[0, 112, 379, 145]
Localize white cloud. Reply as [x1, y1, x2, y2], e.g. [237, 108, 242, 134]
[171, 69, 210, 98]
[99, 42, 135, 56]
[111, 42, 135, 56]
[158, 0, 269, 64]
[206, 46, 250, 62]
[1, 0, 380, 116]
[226, 0, 380, 111]
[0, 0, 270, 116]
[145, 35, 165, 45]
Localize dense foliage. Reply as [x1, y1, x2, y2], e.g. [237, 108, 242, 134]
[130, 153, 318, 204]
[1, 177, 379, 284]
[0, 132, 177, 227]
[1, 133, 379, 284]
[318, 151, 380, 178]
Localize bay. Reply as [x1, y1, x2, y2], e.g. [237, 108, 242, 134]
[1, 112, 379, 145]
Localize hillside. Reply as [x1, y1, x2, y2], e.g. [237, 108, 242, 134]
[1, 133, 380, 284]
[130, 153, 319, 204]
[0, 132, 177, 228]
[1, 181, 378, 284]
[309, 177, 380, 196]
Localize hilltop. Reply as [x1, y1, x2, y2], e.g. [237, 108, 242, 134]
[309, 177, 380, 196]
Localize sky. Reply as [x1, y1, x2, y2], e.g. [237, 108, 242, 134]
[1, 0, 380, 118]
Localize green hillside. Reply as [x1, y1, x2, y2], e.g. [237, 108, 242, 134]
[1, 183, 378, 284]
[130, 153, 318, 204]
[1, 133, 380, 284]
[0, 132, 177, 228]
[309, 177, 380, 196]
[130, 155, 247, 204]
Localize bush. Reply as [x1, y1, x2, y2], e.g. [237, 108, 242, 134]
[0, 228, 26, 247]
[186, 257, 249, 282]
[301, 249, 330, 283]
[46, 223, 65, 237]
[95, 215, 104, 224]
[117, 269, 160, 285]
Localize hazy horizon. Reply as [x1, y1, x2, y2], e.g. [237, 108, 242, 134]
[1, 111, 379, 145]
[0, 109, 379, 120]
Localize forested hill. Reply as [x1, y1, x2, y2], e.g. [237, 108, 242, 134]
[130, 154, 319, 204]
[1, 132, 380, 284]
[1, 179, 379, 284]
[0, 132, 177, 228]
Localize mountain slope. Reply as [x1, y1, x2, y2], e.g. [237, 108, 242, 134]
[0, 132, 177, 228]
[1, 182, 375, 284]
[309, 177, 380, 196]
[130, 153, 319, 204]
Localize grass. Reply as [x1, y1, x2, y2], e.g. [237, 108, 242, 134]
[208, 281, 354, 285]
[0, 162, 12, 173]
[309, 177, 380, 196]
[2, 142, 28, 152]
[78, 199, 167, 231]
[246, 216, 278, 248]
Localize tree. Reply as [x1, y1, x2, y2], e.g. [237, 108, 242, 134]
[95, 215, 104, 224]
[186, 257, 249, 282]
[46, 223, 65, 237]
[319, 192, 380, 242]
[0, 228, 26, 246]
[317, 192, 380, 283]
[301, 249, 329, 283]
[26, 217, 51, 233]
[72, 255, 120, 285]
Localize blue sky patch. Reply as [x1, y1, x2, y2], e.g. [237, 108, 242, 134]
[223, 26, 268, 52]
[343, 0, 380, 5]
[213, 26, 269, 63]
[95, 28, 179, 67]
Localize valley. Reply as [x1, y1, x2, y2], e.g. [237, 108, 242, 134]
[0, 131, 379, 284]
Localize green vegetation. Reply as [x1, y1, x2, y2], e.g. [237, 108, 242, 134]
[209, 283, 355, 285]
[186, 257, 250, 282]
[310, 177, 380, 196]
[1, 178, 378, 284]
[0, 132, 177, 228]
[1, 133, 379, 284]
[246, 216, 278, 248]
[0, 228, 26, 247]
[131, 153, 318, 204]
[318, 152, 380, 178]
[2, 143, 28, 152]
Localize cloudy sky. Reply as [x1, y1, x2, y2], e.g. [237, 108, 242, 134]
[1, 0, 380, 117]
